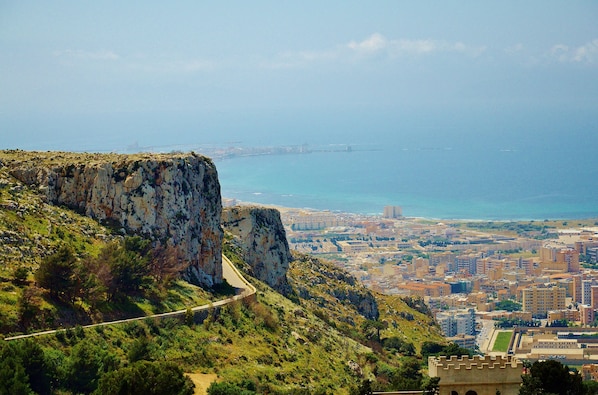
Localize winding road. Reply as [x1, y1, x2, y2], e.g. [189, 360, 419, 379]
[4, 255, 256, 341]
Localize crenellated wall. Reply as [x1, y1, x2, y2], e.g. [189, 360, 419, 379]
[429, 355, 523, 395]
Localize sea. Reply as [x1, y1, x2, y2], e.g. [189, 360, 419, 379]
[3, 107, 597, 221]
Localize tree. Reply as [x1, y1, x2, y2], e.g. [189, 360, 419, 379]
[106, 237, 152, 300]
[391, 357, 423, 390]
[442, 342, 472, 358]
[0, 342, 32, 395]
[77, 253, 111, 307]
[382, 336, 416, 356]
[495, 299, 522, 312]
[422, 376, 440, 395]
[14, 339, 51, 395]
[361, 319, 387, 343]
[12, 266, 29, 286]
[352, 379, 373, 395]
[17, 285, 44, 330]
[583, 380, 598, 395]
[95, 361, 195, 395]
[127, 337, 152, 363]
[421, 341, 445, 360]
[67, 339, 119, 394]
[519, 360, 583, 395]
[35, 245, 78, 302]
[150, 244, 185, 288]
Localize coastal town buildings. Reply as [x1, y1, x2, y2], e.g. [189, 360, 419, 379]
[436, 309, 476, 337]
[277, 206, 598, 367]
[522, 284, 566, 317]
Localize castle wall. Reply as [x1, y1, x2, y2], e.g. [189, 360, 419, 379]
[429, 355, 523, 395]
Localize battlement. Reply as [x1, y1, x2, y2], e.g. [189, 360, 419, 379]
[429, 355, 523, 395]
[429, 355, 521, 371]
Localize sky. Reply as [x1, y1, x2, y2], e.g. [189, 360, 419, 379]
[1, 1, 597, 150]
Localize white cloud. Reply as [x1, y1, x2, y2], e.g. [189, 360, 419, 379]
[548, 39, 598, 64]
[262, 33, 487, 69]
[347, 34, 485, 57]
[347, 33, 388, 53]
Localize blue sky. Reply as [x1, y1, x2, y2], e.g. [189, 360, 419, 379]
[1, 1, 597, 149]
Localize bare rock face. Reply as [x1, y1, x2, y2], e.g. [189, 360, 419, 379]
[222, 206, 292, 296]
[6, 152, 223, 287]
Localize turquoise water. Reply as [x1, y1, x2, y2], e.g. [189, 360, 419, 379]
[3, 107, 597, 220]
[215, 139, 598, 220]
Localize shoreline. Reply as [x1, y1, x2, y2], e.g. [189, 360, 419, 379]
[223, 198, 598, 225]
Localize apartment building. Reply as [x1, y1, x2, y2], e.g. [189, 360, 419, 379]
[522, 284, 566, 317]
[539, 246, 580, 273]
[436, 308, 475, 337]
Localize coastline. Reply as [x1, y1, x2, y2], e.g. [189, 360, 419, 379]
[223, 198, 598, 225]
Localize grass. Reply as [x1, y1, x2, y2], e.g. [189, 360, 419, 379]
[0, 149, 450, 392]
[492, 331, 512, 352]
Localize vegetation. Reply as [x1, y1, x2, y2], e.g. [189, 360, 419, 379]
[494, 318, 541, 328]
[492, 331, 512, 352]
[495, 299, 522, 312]
[0, 151, 448, 393]
[420, 341, 472, 360]
[519, 360, 583, 395]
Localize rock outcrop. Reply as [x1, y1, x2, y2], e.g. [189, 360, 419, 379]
[289, 254, 380, 322]
[222, 206, 292, 296]
[3, 151, 222, 287]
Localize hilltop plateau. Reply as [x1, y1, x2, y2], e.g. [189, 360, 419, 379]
[0, 150, 445, 394]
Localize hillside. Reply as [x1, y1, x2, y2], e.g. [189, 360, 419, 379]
[0, 150, 445, 394]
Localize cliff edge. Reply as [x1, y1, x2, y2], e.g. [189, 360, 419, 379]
[0, 150, 223, 287]
[222, 206, 292, 296]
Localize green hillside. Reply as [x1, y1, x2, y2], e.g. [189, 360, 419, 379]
[0, 157, 445, 394]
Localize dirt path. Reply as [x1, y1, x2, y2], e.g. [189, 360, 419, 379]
[186, 373, 219, 395]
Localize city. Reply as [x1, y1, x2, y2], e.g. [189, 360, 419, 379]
[227, 201, 598, 379]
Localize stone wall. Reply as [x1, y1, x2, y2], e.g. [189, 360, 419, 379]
[429, 355, 523, 395]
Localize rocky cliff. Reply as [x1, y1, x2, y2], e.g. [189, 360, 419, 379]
[1, 150, 222, 287]
[222, 206, 292, 296]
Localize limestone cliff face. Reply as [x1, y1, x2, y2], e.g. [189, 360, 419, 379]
[222, 206, 292, 296]
[6, 152, 222, 287]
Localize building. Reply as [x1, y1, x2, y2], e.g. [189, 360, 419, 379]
[400, 281, 451, 298]
[383, 205, 403, 219]
[336, 240, 370, 253]
[582, 280, 596, 306]
[582, 364, 598, 381]
[522, 284, 566, 317]
[547, 309, 580, 324]
[456, 253, 479, 275]
[286, 210, 346, 230]
[436, 309, 475, 337]
[446, 334, 476, 351]
[580, 304, 595, 326]
[573, 275, 583, 304]
[539, 246, 580, 273]
[428, 355, 523, 395]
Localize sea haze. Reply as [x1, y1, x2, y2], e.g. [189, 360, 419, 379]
[214, 108, 598, 220]
[2, 107, 597, 220]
